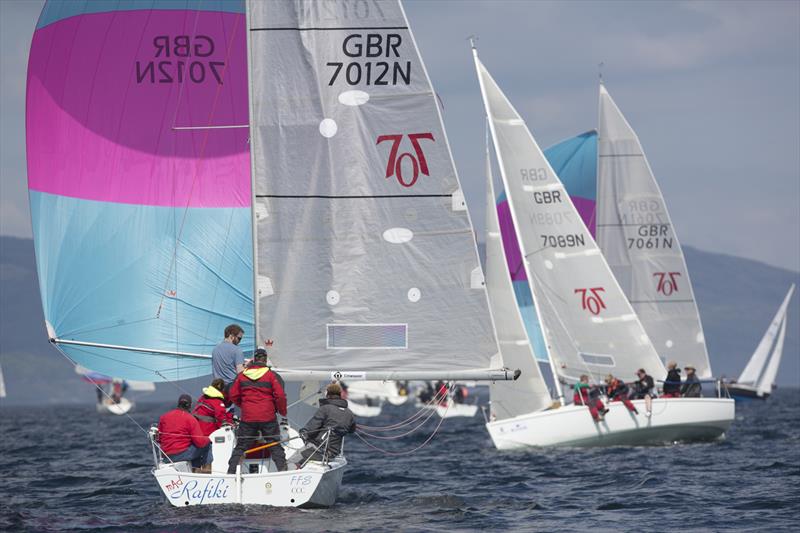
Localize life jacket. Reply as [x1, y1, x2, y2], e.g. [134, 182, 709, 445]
[228, 362, 287, 422]
[192, 386, 229, 435]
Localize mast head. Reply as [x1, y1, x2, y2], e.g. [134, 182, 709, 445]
[467, 35, 478, 50]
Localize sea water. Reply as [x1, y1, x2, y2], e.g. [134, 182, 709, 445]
[1, 389, 797, 531]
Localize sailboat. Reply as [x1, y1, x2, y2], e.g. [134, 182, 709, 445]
[75, 365, 155, 415]
[473, 47, 735, 448]
[343, 380, 409, 417]
[0, 364, 6, 399]
[727, 285, 794, 400]
[26, 0, 515, 507]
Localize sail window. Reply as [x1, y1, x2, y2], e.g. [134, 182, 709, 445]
[407, 288, 421, 302]
[338, 90, 370, 106]
[382, 227, 413, 244]
[327, 324, 407, 350]
[580, 352, 616, 367]
[319, 118, 338, 138]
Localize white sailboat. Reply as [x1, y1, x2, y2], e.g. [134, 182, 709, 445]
[0, 364, 6, 399]
[473, 48, 735, 449]
[75, 364, 155, 415]
[27, 0, 515, 508]
[727, 285, 794, 400]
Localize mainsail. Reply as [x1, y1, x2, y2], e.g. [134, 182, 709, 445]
[474, 51, 665, 383]
[597, 85, 712, 376]
[26, 1, 254, 381]
[247, 1, 506, 380]
[485, 132, 552, 419]
[738, 284, 795, 394]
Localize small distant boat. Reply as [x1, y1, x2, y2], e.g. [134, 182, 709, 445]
[727, 285, 794, 400]
[0, 364, 6, 399]
[435, 398, 479, 419]
[345, 381, 410, 406]
[76, 365, 155, 415]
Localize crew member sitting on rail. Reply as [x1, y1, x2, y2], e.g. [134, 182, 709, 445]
[158, 394, 212, 473]
[192, 378, 233, 436]
[298, 383, 356, 466]
[631, 368, 655, 417]
[605, 374, 638, 414]
[681, 365, 703, 398]
[662, 361, 682, 398]
[573, 375, 607, 422]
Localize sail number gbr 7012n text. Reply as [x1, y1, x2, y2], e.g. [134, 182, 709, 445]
[327, 34, 411, 86]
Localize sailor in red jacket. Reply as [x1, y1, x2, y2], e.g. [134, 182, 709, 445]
[226, 348, 288, 473]
[192, 378, 233, 436]
[158, 394, 212, 471]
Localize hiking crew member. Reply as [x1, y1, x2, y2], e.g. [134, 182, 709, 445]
[158, 394, 212, 472]
[681, 365, 703, 397]
[663, 361, 682, 398]
[631, 368, 655, 417]
[226, 348, 288, 474]
[605, 374, 638, 414]
[573, 374, 607, 422]
[299, 383, 356, 465]
[193, 378, 233, 436]
[212, 324, 245, 390]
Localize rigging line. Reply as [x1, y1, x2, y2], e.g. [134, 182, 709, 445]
[357, 386, 450, 431]
[156, 12, 244, 319]
[287, 386, 324, 409]
[355, 405, 439, 440]
[354, 400, 450, 456]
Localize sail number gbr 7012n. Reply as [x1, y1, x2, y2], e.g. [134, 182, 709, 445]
[327, 34, 411, 86]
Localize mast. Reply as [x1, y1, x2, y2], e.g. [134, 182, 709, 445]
[245, 0, 260, 348]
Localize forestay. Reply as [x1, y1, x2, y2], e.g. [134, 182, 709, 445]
[248, 1, 500, 377]
[597, 85, 711, 377]
[485, 137, 552, 419]
[474, 52, 665, 383]
[26, 1, 254, 381]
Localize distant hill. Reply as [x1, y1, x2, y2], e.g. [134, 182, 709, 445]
[1, 235, 798, 405]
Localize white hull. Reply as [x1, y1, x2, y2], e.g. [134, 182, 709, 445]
[96, 397, 133, 415]
[435, 399, 479, 419]
[153, 458, 346, 508]
[487, 398, 734, 449]
[348, 400, 383, 418]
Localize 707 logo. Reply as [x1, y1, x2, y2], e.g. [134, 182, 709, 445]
[575, 287, 606, 315]
[654, 272, 681, 295]
[376, 133, 435, 187]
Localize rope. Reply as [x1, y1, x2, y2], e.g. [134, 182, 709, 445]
[357, 384, 450, 431]
[354, 399, 450, 456]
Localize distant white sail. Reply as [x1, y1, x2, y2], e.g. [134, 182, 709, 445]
[485, 132, 552, 419]
[249, 1, 504, 378]
[597, 84, 712, 377]
[739, 284, 794, 388]
[0, 364, 6, 399]
[474, 53, 665, 383]
[758, 315, 787, 396]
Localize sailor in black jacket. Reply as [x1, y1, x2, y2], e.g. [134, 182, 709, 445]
[298, 383, 356, 463]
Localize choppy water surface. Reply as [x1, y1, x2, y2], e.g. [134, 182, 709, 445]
[1, 389, 798, 532]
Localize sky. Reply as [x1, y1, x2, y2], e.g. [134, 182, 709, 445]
[2, 0, 799, 272]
